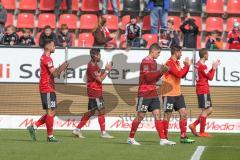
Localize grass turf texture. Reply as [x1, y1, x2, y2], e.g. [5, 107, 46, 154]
[0, 130, 239, 160]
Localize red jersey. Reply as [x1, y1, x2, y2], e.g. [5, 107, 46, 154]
[138, 56, 162, 98]
[227, 30, 240, 50]
[39, 54, 55, 93]
[162, 58, 189, 96]
[195, 60, 215, 95]
[87, 62, 102, 98]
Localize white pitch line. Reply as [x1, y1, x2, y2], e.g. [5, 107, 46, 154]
[190, 146, 206, 160]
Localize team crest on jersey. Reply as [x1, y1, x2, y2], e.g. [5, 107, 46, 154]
[143, 65, 149, 71]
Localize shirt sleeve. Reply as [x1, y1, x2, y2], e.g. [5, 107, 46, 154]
[167, 61, 190, 78]
[142, 62, 162, 82]
[43, 58, 54, 70]
[198, 65, 215, 81]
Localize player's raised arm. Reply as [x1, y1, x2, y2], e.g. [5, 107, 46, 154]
[144, 64, 169, 82]
[97, 62, 112, 82]
[50, 61, 69, 78]
[168, 57, 191, 78]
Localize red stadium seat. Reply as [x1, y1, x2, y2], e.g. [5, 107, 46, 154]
[142, 34, 158, 48]
[17, 13, 35, 29]
[5, 13, 14, 27]
[79, 14, 98, 30]
[107, 0, 120, 11]
[59, 14, 77, 29]
[227, 0, 240, 14]
[142, 15, 151, 31]
[71, 33, 76, 46]
[81, 0, 100, 12]
[102, 14, 118, 30]
[206, 0, 224, 14]
[168, 16, 181, 31]
[121, 15, 130, 31]
[37, 13, 56, 29]
[19, 0, 37, 11]
[39, 0, 55, 11]
[197, 35, 202, 49]
[60, 0, 79, 11]
[78, 33, 94, 47]
[1, 0, 16, 10]
[206, 17, 223, 32]
[35, 32, 41, 46]
[226, 17, 240, 32]
[185, 16, 202, 31]
[119, 34, 127, 48]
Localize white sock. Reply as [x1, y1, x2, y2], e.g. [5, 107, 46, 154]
[48, 135, 53, 138]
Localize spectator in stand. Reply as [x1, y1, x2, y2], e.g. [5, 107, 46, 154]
[180, 15, 199, 49]
[159, 19, 180, 48]
[227, 22, 240, 50]
[39, 25, 58, 48]
[92, 16, 116, 47]
[19, 28, 35, 46]
[150, 0, 170, 34]
[205, 30, 223, 50]
[0, 3, 7, 42]
[54, 0, 72, 18]
[125, 15, 141, 47]
[102, 0, 119, 17]
[1, 25, 19, 46]
[57, 24, 72, 47]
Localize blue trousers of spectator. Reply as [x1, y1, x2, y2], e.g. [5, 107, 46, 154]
[102, 0, 119, 16]
[150, 6, 168, 34]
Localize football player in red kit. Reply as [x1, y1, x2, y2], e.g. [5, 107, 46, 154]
[27, 40, 68, 142]
[189, 48, 220, 137]
[72, 48, 114, 139]
[127, 43, 176, 146]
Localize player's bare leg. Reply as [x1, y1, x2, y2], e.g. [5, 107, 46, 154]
[127, 112, 145, 145]
[198, 107, 213, 137]
[98, 107, 114, 138]
[46, 108, 58, 142]
[73, 110, 96, 138]
[178, 108, 195, 144]
[153, 109, 176, 146]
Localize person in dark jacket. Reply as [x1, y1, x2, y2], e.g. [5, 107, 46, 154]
[159, 19, 180, 48]
[180, 17, 199, 49]
[57, 24, 72, 47]
[39, 25, 58, 48]
[1, 25, 19, 46]
[92, 16, 115, 47]
[125, 15, 142, 47]
[19, 28, 35, 46]
[0, 3, 7, 42]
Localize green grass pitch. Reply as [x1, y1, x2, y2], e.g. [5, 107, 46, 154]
[0, 130, 239, 160]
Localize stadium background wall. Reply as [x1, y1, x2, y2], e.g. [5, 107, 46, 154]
[0, 47, 239, 120]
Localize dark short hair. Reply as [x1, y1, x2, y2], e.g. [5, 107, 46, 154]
[149, 43, 162, 53]
[199, 48, 208, 58]
[171, 45, 182, 55]
[90, 48, 100, 57]
[44, 25, 52, 30]
[44, 40, 54, 48]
